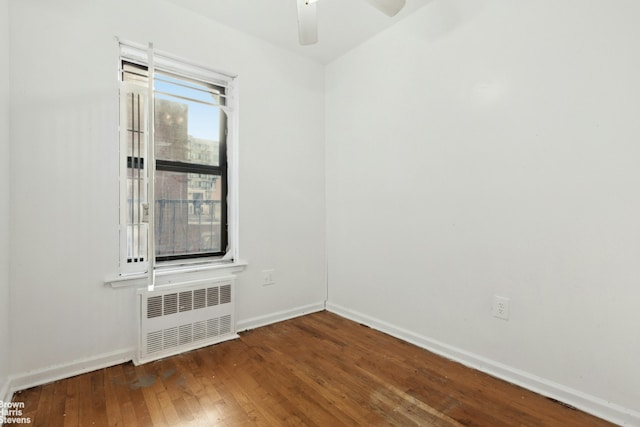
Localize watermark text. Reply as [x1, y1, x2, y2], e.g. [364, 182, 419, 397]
[0, 400, 32, 424]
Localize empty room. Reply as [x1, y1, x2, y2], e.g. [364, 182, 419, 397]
[1, 0, 639, 425]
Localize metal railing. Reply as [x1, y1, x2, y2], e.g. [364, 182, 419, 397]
[154, 199, 222, 256]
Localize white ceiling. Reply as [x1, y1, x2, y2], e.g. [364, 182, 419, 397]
[166, 0, 434, 64]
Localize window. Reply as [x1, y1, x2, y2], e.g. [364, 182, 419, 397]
[118, 42, 237, 277]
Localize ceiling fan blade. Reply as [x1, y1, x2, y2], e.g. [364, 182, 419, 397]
[363, 0, 406, 17]
[296, 0, 318, 45]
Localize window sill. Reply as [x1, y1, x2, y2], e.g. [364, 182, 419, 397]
[105, 260, 248, 289]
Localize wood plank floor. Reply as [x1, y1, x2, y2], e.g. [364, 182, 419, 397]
[12, 311, 615, 426]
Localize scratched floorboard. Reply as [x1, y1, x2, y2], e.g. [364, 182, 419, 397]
[11, 311, 616, 426]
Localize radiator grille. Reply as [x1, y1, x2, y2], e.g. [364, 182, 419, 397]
[164, 293, 178, 315]
[179, 291, 192, 312]
[146, 284, 233, 318]
[220, 284, 231, 304]
[194, 288, 206, 309]
[207, 287, 219, 306]
[147, 295, 162, 318]
[138, 279, 236, 364]
[144, 314, 232, 354]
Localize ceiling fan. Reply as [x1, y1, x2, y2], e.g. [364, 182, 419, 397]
[296, 0, 406, 45]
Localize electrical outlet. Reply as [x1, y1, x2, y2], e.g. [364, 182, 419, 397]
[492, 295, 510, 320]
[262, 269, 275, 286]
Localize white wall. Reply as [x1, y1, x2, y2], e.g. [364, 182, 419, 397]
[326, 0, 640, 422]
[9, 0, 325, 377]
[8, 0, 639, 422]
[0, 0, 11, 400]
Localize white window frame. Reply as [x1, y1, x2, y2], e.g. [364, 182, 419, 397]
[109, 40, 242, 288]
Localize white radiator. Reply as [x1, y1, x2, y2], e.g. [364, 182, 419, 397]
[135, 276, 238, 365]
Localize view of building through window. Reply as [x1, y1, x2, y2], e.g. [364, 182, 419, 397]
[122, 61, 227, 263]
[154, 97, 224, 258]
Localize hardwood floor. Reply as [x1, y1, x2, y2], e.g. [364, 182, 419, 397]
[13, 311, 615, 426]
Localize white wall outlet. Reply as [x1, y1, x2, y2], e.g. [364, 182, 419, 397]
[492, 295, 510, 320]
[262, 269, 275, 286]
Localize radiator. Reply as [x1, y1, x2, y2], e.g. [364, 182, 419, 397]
[135, 276, 238, 365]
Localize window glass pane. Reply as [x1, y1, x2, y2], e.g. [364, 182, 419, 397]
[123, 88, 148, 266]
[126, 224, 148, 262]
[125, 94, 145, 152]
[119, 56, 230, 266]
[154, 74, 224, 167]
[125, 93, 146, 159]
[155, 170, 222, 257]
[155, 72, 225, 106]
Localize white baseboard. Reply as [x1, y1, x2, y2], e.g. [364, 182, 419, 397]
[8, 303, 636, 425]
[6, 302, 327, 395]
[326, 302, 640, 427]
[8, 348, 135, 396]
[237, 301, 326, 332]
